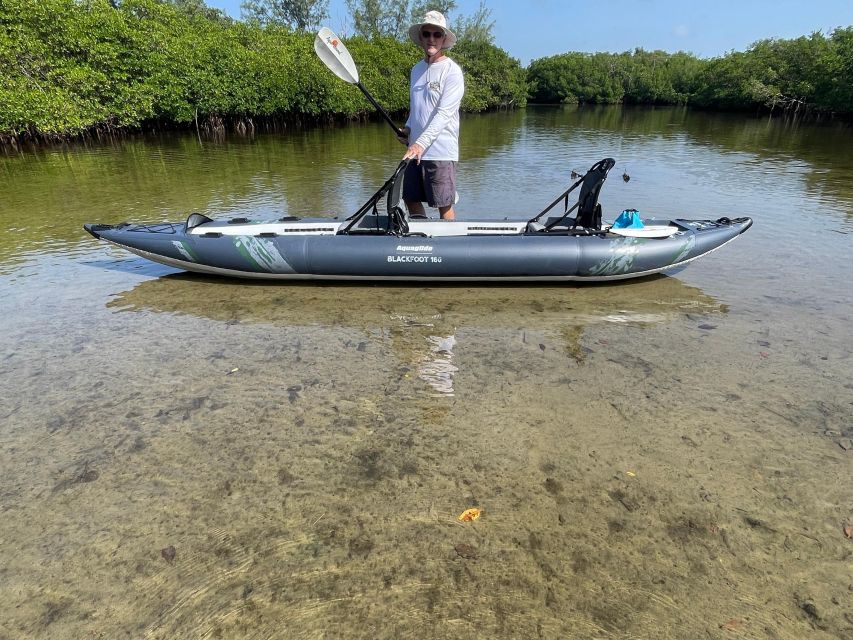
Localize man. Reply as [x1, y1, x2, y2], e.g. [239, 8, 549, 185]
[399, 10, 464, 220]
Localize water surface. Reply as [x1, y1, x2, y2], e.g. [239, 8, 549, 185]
[1, 106, 851, 639]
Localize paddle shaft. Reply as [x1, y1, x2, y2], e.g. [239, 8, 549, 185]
[356, 81, 405, 138]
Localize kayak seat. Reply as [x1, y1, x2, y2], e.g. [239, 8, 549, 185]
[526, 157, 616, 232]
[339, 160, 410, 235]
[575, 158, 616, 229]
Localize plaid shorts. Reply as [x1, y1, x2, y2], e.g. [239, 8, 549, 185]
[403, 160, 457, 208]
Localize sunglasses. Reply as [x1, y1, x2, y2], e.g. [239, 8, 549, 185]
[421, 30, 445, 39]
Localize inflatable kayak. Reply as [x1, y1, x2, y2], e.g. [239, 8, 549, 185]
[84, 158, 752, 282]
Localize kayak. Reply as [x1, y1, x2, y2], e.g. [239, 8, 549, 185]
[84, 158, 752, 282]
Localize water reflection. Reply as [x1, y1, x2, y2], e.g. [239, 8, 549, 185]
[109, 272, 723, 328]
[518, 105, 853, 219]
[108, 274, 725, 397]
[418, 334, 458, 397]
[111, 273, 724, 323]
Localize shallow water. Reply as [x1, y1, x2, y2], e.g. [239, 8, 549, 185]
[1, 106, 852, 639]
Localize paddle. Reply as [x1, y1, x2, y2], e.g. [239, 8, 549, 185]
[314, 27, 405, 138]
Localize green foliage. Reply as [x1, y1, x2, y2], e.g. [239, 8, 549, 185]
[527, 52, 625, 104]
[345, 36, 411, 113]
[240, 0, 328, 30]
[346, 0, 479, 43]
[827, 27, 853, 112]
[528, 30, 852, 116]
[346, 0, 408, 40]
[527, 49, 704, 105]
[0, 0, 157, 134]
[3, 0, 846, 141]
[455, 0, 495, 45]
[453, 40, 527, 110]
[0, 0, 525, 138]
[693, 32, 840, 114]
[409, 0, 456, 25]
[162, 0, 232, 22]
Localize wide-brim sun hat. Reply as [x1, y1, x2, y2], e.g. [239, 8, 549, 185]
[409, 10, 457, 50]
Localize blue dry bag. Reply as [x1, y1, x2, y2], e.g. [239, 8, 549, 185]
[613, 209, 644, 229]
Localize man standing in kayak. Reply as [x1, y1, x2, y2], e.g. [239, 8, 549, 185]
[399, 10, 464, 221]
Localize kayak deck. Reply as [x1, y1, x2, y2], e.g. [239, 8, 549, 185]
[90, 215, 687, 239]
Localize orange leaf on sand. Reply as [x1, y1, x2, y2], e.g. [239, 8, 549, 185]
[720, 619, 745, 631]
[844, 523, 853, 539]
[458, 508, 482, 522]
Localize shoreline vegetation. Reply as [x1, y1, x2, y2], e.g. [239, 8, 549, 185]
[528, 28, 853, 119]
[1, 0, 851, 151]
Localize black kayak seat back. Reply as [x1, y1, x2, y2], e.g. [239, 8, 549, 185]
[526, 157, 616, 232]
[575, 158, 616, 229]
[387, 160, 407, 217]
[338, 160, 410, 236]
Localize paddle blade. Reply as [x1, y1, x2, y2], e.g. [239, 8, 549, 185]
[314, 27, 359, 84]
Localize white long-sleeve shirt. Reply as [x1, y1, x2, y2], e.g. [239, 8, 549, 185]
[405, 57, 464, 161]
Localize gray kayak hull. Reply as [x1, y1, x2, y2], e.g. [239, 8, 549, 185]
[84, 216, 752, 282]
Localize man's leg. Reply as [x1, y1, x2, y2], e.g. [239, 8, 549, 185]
[425, 161, 456, 221]
[403, 162, 428, 218]
[406, 201, 427, 218]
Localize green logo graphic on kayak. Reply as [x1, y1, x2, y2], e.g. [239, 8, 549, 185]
[587, 237, 642, 276]
[233, 236, 295, 273]
[587, 235, 696, 276]
[669, 235, 695, 264]
[172, 240, 199, 263]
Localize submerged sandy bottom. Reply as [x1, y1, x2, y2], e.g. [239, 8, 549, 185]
[1, 261, 851, 639]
